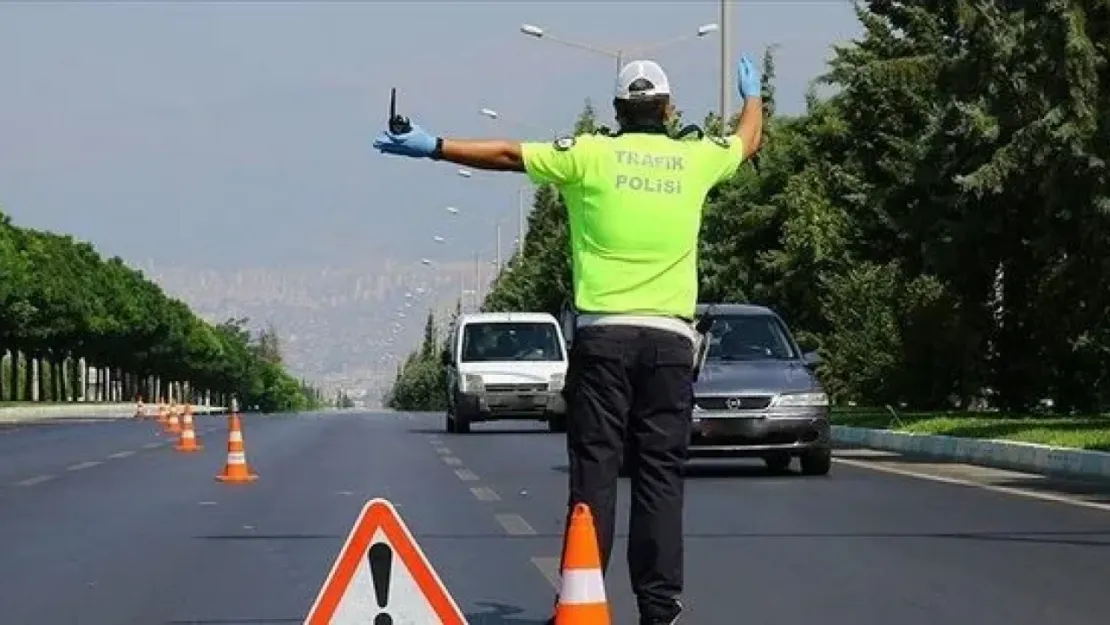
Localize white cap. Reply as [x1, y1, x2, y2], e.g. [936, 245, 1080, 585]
[614, 60, 671, 100]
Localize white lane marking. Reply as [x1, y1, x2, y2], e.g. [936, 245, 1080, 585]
[15, 474, 55, 487]
[443, 456, 463, 466]
[108, 450, 135, 459]
[66, 460, 101, 471]
[532, 557, 561, 588]
[199, 501, 218, 506]
[142, 442, 161, 449]
[470, 486, 501, 502]
[835, 458, 1110, 513]
[455, 468, 480, 481]
[435, 446, 452, 455]
[495, 513, 537, 536]
[335, 490, 354, 496]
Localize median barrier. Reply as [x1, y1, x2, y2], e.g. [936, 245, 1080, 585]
[0, 402, 227, 423]
[832, 425, 1110, 481]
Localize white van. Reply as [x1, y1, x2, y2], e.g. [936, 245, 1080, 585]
[442, 312, 568, 434]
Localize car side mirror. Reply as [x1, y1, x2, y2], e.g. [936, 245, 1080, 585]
[802, 351, 821, 370]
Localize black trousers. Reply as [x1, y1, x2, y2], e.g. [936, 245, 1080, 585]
[559, 324, 694, 621]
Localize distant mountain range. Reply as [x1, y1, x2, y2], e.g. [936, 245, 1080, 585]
[145, 260, 496, 406]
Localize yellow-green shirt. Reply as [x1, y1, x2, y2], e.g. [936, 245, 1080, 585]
[521, 132, 745, 320]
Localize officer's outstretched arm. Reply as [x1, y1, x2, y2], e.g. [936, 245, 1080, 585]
[734, 96, 763, 160]
[439, 139, 526, 173]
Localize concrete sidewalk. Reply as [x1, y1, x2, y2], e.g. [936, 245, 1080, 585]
[0, 403, 226, 423]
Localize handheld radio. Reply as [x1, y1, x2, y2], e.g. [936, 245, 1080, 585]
[388, 88, 412, 134]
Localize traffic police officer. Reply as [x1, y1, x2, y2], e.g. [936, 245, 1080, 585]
[374, 55, 764, 625]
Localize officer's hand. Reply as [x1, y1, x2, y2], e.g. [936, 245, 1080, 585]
[373, 124, 438, 158]
[736, 56, 762, 100]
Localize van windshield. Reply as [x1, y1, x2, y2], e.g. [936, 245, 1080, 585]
[461, 322, 565, 363]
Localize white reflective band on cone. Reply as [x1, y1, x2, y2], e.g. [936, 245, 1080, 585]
[559, 569, 607, 604]
[227, 452, 246, 463]
[229, 431, 243, 443]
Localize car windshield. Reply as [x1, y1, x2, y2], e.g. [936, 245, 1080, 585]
[461, 322, 564, 362]
[704, 314, 799, 361]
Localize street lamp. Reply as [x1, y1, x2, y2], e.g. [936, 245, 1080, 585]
[457, 168, 472, 178]
[445, 206, 459, 215]
[479, 106, 558, 139]
[420, 258, 432, 266]
[433, 235, 446, 243]
[519, 21, 719, 74]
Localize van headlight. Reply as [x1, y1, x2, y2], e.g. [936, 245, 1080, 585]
[463, 374, 484, 392]
[548, 373, 565, 391]
[771, 392, 828, 407]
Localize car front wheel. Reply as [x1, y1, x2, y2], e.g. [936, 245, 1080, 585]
[800, 448, 832, 476]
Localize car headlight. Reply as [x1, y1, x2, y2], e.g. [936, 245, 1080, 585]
[463, 374, 484, 392]
[548, 373, 565, 391]
[771, 392, 829, 407]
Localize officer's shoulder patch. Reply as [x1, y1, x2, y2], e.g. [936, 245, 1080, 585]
[553, 135, 576, 151]
[709, 135, 732, 148]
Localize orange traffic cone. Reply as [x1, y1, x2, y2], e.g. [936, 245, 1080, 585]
[174, 405, 202, 452]
[164, 403, 181, 435]
[215, 413, 257, 483]
[553, 503, 611, 625]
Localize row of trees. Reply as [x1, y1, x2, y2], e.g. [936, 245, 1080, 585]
[387, 1, 1110, 415]
[384, 308, 453, 411]
[0, 210, 325, 412]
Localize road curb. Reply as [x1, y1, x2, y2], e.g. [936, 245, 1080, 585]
[831, 425, 1110, 480]
[0, 403, 227, 423]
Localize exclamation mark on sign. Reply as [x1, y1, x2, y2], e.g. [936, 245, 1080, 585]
[368, 542, 393, 625]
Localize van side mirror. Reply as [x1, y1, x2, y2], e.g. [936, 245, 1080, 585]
[440, 351, 451, 366]
[802, 351, 821, 370]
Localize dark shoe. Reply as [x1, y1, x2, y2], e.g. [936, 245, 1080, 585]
[640, 599, 684, 625]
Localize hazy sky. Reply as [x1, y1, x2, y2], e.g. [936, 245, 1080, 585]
[0, 1, 860, 271]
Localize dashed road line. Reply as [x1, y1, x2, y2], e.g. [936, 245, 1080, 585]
[141, 442, 162, 449]
[435, 446, 452, 455]
[495, 513, 537, 536]
[835, 458, 1110, 513]
[66, 460, 101, 471]
[108, 450, 135, 459]
[14, 474, 55, 487]
[442, 456, 463, 466]
[470, 486, 501, 502]
[531, 557, 561, 588]
[454, 468, 480, 482]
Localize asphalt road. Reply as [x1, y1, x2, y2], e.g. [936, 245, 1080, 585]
[1, 411, 1109, 624]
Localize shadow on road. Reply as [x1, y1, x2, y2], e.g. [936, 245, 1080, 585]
[167, 618, 301, 624]
[409, 426, 551, 436]
[466, 601, 550, 624]
[550, 461, 805, 480]
[835, 446, 1110, 502]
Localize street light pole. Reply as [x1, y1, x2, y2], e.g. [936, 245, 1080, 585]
[520, 22, 718, 78]
[719, 0, 733, 132]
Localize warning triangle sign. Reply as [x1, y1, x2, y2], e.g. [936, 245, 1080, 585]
[303, 498, 467, 625]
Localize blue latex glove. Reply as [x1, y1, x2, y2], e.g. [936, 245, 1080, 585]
[737, 56, 761, 100]
[373, 124, 438, 158]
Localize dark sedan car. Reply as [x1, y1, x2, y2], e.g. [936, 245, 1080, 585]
[686, 303, 831, 475]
